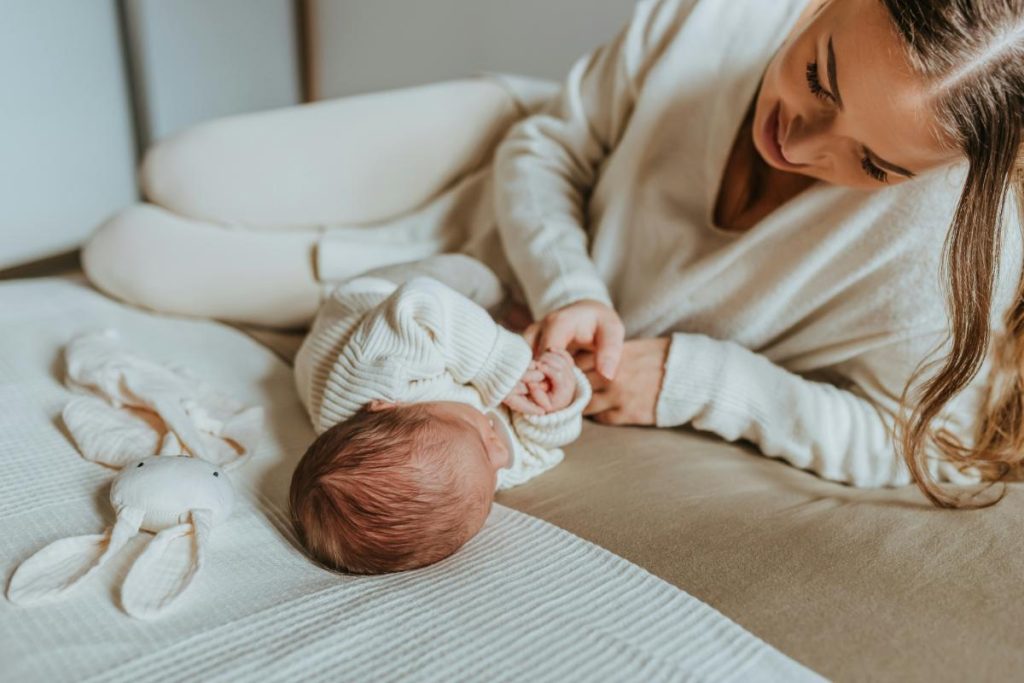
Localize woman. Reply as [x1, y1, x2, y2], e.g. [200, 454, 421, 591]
[85, 0, 1023, 507]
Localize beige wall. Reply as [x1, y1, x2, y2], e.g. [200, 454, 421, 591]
[307, 0, 637, 99]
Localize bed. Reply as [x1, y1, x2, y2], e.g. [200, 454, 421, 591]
[2, 269, 1023, 682]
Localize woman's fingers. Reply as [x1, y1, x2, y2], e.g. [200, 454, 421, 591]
[574, 351, 596, 372]
[537, 320, 577, 358]
[584, 388, 617, 416]
[522, 322, 542, 352]
[584, 368, 610, 391]
[592, 409, 626, 425]
[594, 318, 625, 380]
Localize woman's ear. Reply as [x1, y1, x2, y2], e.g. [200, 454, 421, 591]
[366, 399, 398, 413]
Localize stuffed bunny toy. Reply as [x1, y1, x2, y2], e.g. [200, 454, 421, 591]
[6, 330, 262, 619]
[7, 449, 240, 619]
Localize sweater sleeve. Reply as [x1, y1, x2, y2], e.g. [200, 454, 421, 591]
[313, 277, 533, 432]
[294, 277, 397, 429]
[655, 331, 983, 488]
[493, 0, 695, 319]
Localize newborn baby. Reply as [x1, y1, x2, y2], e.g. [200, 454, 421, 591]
[290, 256, 590, 575]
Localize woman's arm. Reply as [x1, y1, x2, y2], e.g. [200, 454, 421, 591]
[584, 333, 982, 488]
[493, 0, 696, 320]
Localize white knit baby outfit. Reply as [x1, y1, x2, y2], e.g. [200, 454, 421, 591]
[294, 271, 591, 490]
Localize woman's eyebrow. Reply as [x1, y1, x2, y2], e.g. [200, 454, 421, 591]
[829, 34, 917, 178]
[827, 36, 844, 110]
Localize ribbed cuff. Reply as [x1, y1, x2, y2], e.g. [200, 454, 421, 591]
[655, 333, 731, 429]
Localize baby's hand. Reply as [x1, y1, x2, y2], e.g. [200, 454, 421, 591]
[522, 300, 624, 381]
[524, 350, 577, 413]
[502, 364, 546, 415]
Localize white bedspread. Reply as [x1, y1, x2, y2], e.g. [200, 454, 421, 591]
[0, 277, 822, 682]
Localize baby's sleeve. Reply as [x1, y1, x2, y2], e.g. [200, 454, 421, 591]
[360, 277, 533, 408]
[294, 277, 397, 430]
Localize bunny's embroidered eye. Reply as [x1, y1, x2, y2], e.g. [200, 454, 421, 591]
[212, 472, 219, 477]
[137, 462, 144, 468]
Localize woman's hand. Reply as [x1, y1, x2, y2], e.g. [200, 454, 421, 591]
[522, 300, 625, 381]
[577, 337, 671, 426]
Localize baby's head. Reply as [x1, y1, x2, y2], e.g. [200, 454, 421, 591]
[289, 400, 512, 574]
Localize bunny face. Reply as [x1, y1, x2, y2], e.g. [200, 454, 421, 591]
[111, 455, 235, 532]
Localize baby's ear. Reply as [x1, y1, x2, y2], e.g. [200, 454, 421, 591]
[366, 400, 397, 413]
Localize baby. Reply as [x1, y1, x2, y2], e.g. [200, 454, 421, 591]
[289, 255, 590, 575]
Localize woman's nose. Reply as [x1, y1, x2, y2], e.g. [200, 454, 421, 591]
[782, 112, 835, 166]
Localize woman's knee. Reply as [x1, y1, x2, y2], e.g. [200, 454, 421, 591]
[81, 204, 183, 312]
[138, 122, 230, 220]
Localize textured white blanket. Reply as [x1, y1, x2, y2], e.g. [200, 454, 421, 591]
[0, 278, 823, 682]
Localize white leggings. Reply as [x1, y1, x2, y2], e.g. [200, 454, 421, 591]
[82, 75, 555, 328]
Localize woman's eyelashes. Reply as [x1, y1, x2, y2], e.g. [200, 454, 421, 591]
[805, 62, 834, 104]
[861, 155, 889, 183]
[805, 61, 889, 184]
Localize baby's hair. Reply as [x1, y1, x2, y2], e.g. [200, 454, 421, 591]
[289, 404, 484, 574]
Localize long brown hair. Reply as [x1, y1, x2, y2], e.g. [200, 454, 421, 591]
[881, 0, 1024, 507]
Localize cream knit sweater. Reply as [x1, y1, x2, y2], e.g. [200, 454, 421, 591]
[489, 0, 1021, 487]
[294, 274, 591, 490]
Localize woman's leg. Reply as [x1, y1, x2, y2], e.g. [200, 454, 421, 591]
[139, 77, 522, 229]
[82, 205, 323, 328]
[84, 77, 529, 327]
[81, 204, 443, 328]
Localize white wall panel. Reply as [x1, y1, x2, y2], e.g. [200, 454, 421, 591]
[124, 0, 302, 144]
[0, 0, 138, 269]
[308, 0, 637, 99]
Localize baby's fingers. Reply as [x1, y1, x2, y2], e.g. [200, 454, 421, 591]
[503, 393, 544, 415]
[521, 367, 545, 384]
[527, 382, 553, 412]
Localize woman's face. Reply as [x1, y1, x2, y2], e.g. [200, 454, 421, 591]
[753, 0, 960, 189]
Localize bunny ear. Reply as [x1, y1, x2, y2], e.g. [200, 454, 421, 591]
[7, 506, 144, 605]
[62, 396, 161, 468]
[121, 509, 212, 620]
